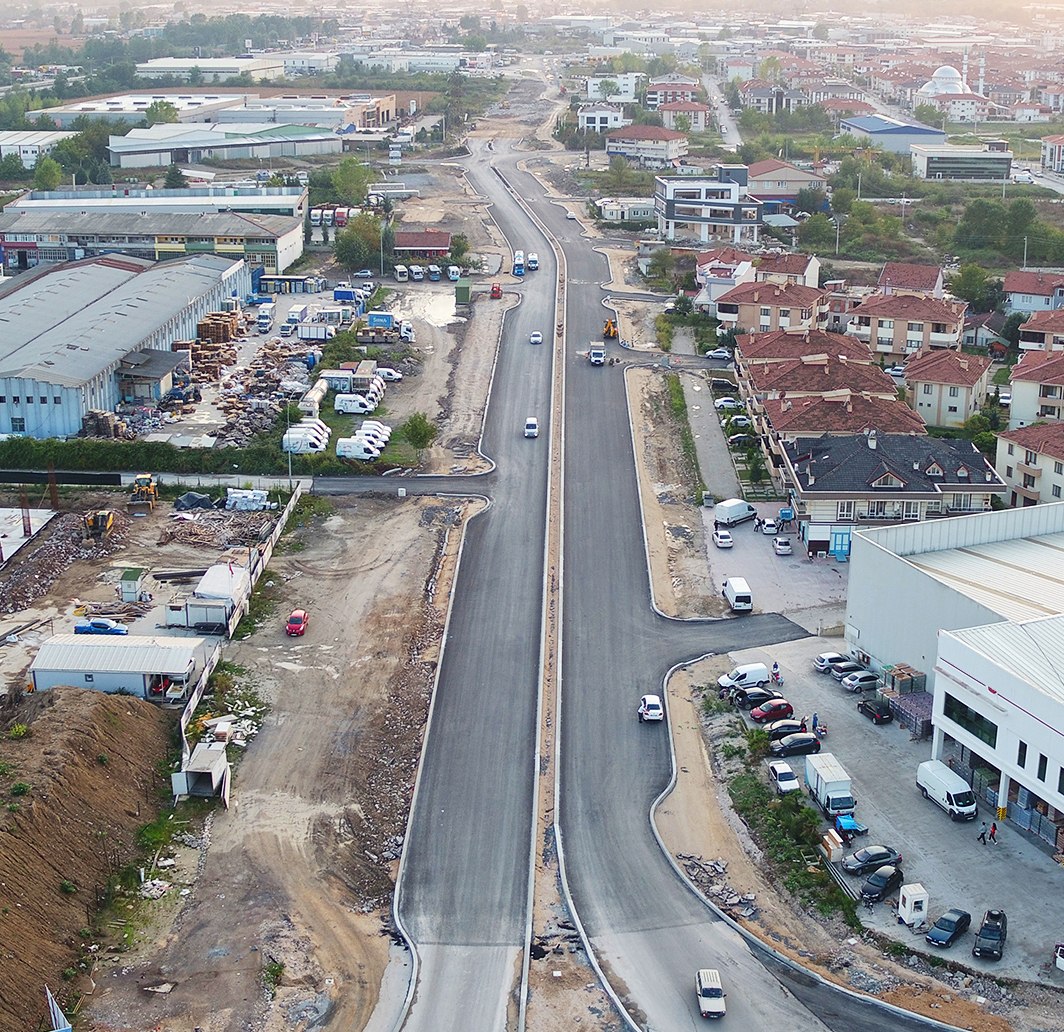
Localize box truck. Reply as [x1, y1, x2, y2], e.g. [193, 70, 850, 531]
[805, 754, 856, 818]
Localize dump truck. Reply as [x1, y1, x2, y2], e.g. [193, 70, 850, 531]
[83, 510, 114, 541]
[603, 318, 618, 339]
[128, 473, 158, 513]
[589, 342, 606, 365]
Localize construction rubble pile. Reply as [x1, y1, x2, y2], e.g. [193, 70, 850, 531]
[0, 511, 131, 614]
[677, 853, 758, 919]
[158, 508, 280, 548]
[73, 598, 153, 622]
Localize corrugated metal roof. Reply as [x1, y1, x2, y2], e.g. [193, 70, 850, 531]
[947, 614, 1064, 704]
[907, 533, 1064, 622]
[0, 254, 242, 387]
[0, 210, 300, 238]
[31, 634, 205, 674]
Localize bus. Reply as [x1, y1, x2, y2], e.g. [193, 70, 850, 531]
[394, 264, 409, 282]
[513, 250, 525, 276]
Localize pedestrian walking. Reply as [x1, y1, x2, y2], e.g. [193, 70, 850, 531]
[754, 516, 762, 532]
[977, 822, 988, 844]
[714, 519, 721, 531]
[989, 822, 998, 843]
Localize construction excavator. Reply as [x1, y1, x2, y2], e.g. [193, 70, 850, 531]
[127, 473, 159, 514]
[603, 318, 618, 339]
[83, 510, 114, 541]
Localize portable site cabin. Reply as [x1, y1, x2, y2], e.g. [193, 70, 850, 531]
[165, 563, 251, 636]
[172, 742, 231, 805]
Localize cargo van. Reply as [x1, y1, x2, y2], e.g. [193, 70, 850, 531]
[447, 265, 461, 281]
[427, 264, 442, 280]
[335, 393, 377, 414]
[715, 498, 757, 526]
[336, 437, 381, 460]
[282, 430, 327, 453]
[695, 969, 726, 1019]
[717, 662, 769, 692]
[722, 576, 753, 612]
[409, 265, 425, 281]
[916, 760, 978, 821]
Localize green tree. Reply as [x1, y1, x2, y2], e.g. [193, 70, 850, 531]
[759, 55, 782, 82]
[164, 162, 187, 188]
[812, 22, 829, 40]
[449, 232, 470, 262]
[304, 213, 312, 246]
[400, 412, 438, 461]
[596, 78, 619, 101]
[144, 99, 179, 125]
[673, 113, 691, 134]
[33, 156, 63, 190]
[1002, 311, 1028, 348]
[188, 65, 204, 85]
[332, 157, 374, 206]
[647, 248, 676, 281]
[797, 212, 834, 249]
[321, 222, 329, 244]
[462, 35, 487, 51]
[674, 294, 693, 316]
[603, 155, 636, 192]
[947, 264, 990, 306]
[914, 103, 943, 127]
[459, 14, 481, 29]
[334, 212, 383, 272]
[794, 187, 827, 215]
[954, 199, 1006, 251]
[0, 152, 27, 180]
[831, 187, 855, 214]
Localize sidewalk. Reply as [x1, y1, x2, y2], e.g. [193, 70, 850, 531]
[677, 368, 740, 502]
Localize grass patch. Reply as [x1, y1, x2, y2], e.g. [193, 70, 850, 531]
[262, 960, 285, 997]
[655, 314, 674, 351]
[234, 571, 285, 638]
[664, 373, 705, 503]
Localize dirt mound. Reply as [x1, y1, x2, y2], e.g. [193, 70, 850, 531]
[0, 687, 172, 1032]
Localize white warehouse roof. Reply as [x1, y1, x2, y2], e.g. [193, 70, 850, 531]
[31, 634, 206, 675]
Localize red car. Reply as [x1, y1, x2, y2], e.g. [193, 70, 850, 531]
[750, 698, 793, 723]
[286, 609, 309, 636]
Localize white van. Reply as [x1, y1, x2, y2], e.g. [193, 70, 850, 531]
[282, 430, 327, 453]
[409, 264, 425, 281]
[335, 393, 377, 414]
[447, 265, 461, 281]
[722, 576, 753, 612]
[715, 498, 757, 526]
[360, 420, 392, 437]
[354, 428, 388, 447]
[695, 969, 726, 1018]
[717, 662, 769, 692]
[336, 437, 380, 460]
[916, 760, 978, 821]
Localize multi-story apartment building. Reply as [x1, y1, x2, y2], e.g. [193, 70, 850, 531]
[654, 167, 763, 245]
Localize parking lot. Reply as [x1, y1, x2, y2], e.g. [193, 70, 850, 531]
[720, 634, 1064, 980]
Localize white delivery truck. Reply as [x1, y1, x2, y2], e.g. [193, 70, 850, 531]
[337, 437, 381, 460]
[335, 393, 377, 414]
[805, 753, 856, 818]
[715, 498, 757, 526]
[722, 576, 752, 612]
[916, 760, 978, 821]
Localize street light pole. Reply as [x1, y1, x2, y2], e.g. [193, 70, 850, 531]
[379, 218, 385, 276]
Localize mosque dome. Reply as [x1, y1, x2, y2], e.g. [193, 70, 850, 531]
[917, 65, 971, 98]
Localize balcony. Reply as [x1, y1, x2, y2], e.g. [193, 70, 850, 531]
[1016, 462, 1041, 478]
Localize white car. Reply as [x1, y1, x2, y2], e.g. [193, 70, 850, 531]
[530, 331, 543, 345]
[714, 397, 742, 411]
[761, 518, 778, 535]
[772, 536, 792, 555]
[566, 211, 578, 220]
[706, 348, 732, 362]
[712, 529, 733, 549]
[638, 694, 664, 722]
[377, 367, 403, 381]
[524, 417, 539, 438]
[886, 365, 906, 378]
[769, 760, 801, 795]
[814, 651, 847, 673]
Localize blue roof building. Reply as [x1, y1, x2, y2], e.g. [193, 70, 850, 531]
[840, 115, 947, 155]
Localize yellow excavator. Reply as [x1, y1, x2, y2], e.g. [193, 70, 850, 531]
[603, 318, 618, 339]
[83, 510, 114, 541]
[128, 473, 159, 513]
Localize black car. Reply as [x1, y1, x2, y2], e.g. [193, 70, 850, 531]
[925, 909, 971, 948]
[972, 909, 1007, 959]
[841, 845, 903, 876]
[763, 718, 807, 741]
[860, 864, 904, 902]
[734, 686, 784, 710]
[830, 660, 864, 681]
[710, 378, 735, 392]
[728, 433, 756, 449]
[768, 732, 822, 758]
[857, 698, 893, 725]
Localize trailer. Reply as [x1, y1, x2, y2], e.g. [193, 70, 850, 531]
[297, 323, 337, 341]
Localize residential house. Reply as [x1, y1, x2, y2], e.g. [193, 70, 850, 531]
[877, 262, 944, 298]
[605, 126, 688, 170]
[904, 349, 992, 428]
[393, 229, 451, 258]
[714, 281, 827, 333]
[1003, 270, 1064, 313]
[745, 159, 825, 212]
[818, 97, 876, 117]
[735, 328, 875, 370]
[846, 293, 966, 358]
[654, 168, 763, 245]
[763, 392, 926, 443]
[595, 197, 656, 222]
[1012, 102, 1053, 122]
[644, 80, 699, 110]
[1017, 308, 1064, 352]
[692, 246, 755, 307]
[995, 423, 1064, 506]
[962, 311, 1010, 353]
[1007, 348, 1064, 429]
[723, 57, 756, 81]
[739, 81, 809, 115]
[577, 104, 630, 133]
[780, 431, 1006, 558]
[755, 252, 821, 288]
[823, 281, 871, 333]
[585, 73, 644, 102]
[744, 354, 899, 404]
[659, 101, 713, 132]
[987, 84, 1027, 108]
[1042, 134, 1064, 172]
[804, 79, 865, 105]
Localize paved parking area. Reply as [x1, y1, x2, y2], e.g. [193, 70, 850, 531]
[721, 634, 1064, 981]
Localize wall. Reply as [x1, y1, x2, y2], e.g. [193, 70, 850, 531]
[32, 667, 147, 696]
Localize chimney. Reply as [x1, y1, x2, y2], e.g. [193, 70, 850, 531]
[868, 428, 878, 450]
[960, 358, 968, 370]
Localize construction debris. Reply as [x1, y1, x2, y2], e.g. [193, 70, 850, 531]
[678, 854, 757, 919]
[157, 509, 279, 549]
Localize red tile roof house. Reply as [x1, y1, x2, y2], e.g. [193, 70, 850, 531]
[763, 392, 926, 442]
[714, 281, 828, 333]
[1003, 269, 1064, 314]
[755, 252, 820, 288]
[659, 101, 714, 132]
[995, 422, 1064, 507]
[903, 349, 992, 429]
[1007, 348, 1064, 429]
[1017, 308, 1064, 352]
[877, 262, 944, 299]
[846, 293, 966, 358]
[746, 354, 900, 402]
[393, 230, 452, 258]
[735, 328, 874, 369]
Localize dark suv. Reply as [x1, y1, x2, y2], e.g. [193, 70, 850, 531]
[972, 909, 1007, 960]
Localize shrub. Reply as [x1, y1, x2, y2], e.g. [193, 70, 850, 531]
[60, 880, 78, 895]
[7, 724, 28, 740]
[10, 782, 29, 796]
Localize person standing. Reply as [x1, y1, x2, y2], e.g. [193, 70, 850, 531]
[989, 822, 998, 843]
[977, 822, 988, 844]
